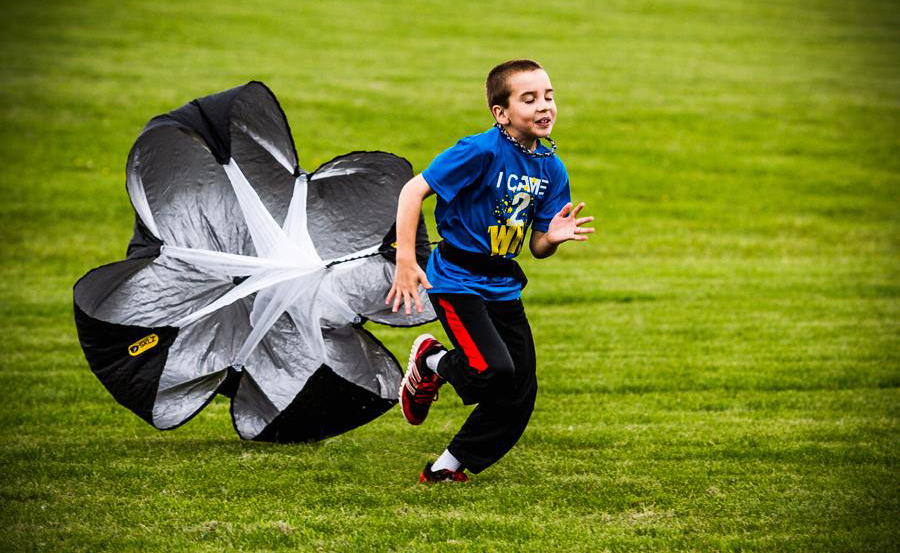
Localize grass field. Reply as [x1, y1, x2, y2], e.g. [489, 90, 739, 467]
[1, 0, 898, 551]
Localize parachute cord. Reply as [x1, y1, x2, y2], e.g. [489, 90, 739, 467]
[325, 241, 441, 268]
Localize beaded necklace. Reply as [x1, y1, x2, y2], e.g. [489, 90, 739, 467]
[495, 123, 557, 158]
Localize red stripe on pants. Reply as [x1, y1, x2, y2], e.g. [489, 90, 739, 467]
[438, 298, 488, 372]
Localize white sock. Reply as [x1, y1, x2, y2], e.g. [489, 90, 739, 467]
[431, 449, 461, 472]
[426, 349, 447, 374]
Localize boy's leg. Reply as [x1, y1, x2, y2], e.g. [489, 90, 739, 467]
[430, 294, 537, 474]
[429, 294, 517, 405]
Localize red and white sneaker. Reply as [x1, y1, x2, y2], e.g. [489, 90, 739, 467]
[399, 334, 446, 425]
[420, 462, 468, 483]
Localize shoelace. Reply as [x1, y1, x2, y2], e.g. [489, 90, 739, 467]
[413, 379, 440, 404]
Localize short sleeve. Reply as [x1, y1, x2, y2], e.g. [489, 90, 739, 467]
[532, 159, 572, 232]
[422, 136, 490, 202]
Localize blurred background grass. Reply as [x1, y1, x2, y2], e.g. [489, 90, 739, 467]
[0, 0, 898, 551]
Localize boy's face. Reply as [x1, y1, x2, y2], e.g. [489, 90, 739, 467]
[492, 69, 556, 146]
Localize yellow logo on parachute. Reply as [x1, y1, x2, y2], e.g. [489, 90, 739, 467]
[128, 334, 159, 357]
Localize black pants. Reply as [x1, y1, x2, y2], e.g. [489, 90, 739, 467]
[430, 293, 537, 474]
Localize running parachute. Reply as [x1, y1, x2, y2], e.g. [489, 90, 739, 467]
[73, 82, 435, 442]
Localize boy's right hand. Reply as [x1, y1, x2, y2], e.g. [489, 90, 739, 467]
[386, 259, 432, 315]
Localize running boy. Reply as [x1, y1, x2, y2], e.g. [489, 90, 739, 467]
[386, 59, 594, 482]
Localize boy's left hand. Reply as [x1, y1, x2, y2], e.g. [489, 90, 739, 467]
[546, 202, 594, 245]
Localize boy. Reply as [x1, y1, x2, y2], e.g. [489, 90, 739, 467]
[386, 59, 594, 482]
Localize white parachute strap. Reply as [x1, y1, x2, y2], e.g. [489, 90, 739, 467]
[282, 173, 318, 254]
[168, 266, 310, 327]
[221, 160, 307, 261]
[235, 273, 321, 366]
[160, 246, 300, 274]
[162, 158, 367, 369]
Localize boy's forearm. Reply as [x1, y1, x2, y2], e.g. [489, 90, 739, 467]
[529, 231, 558, 259]
[395, 174, 433, 263]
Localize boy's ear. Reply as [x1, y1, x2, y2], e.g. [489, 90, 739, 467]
[491, 105, 509, 126]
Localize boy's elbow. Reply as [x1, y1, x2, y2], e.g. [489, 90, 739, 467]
[403, 173, 434, 200]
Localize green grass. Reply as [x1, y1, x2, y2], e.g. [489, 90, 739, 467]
[1, 0, 898, 550]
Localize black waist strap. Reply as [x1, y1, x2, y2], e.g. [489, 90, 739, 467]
[438, 241, 528, 288]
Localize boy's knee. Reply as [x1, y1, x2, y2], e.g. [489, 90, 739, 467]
[483, 355, 515, 384]
[441, 349, 517, 398]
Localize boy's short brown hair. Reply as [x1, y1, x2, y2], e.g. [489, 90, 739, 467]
[486, 59, 544, 109]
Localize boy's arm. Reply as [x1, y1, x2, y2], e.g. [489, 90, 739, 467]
[529, 202, 595, 259]
[386, 173, 434, 314]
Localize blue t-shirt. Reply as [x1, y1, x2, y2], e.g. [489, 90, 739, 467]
[422, 126, 571, 301]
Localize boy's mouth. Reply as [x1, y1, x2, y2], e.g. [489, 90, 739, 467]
[535, 117, 552, 127]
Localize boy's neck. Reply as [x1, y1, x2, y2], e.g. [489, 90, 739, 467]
[500, 124, 538, 152]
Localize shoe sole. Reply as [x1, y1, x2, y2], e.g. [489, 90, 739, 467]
[398, 333, 437, 424]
